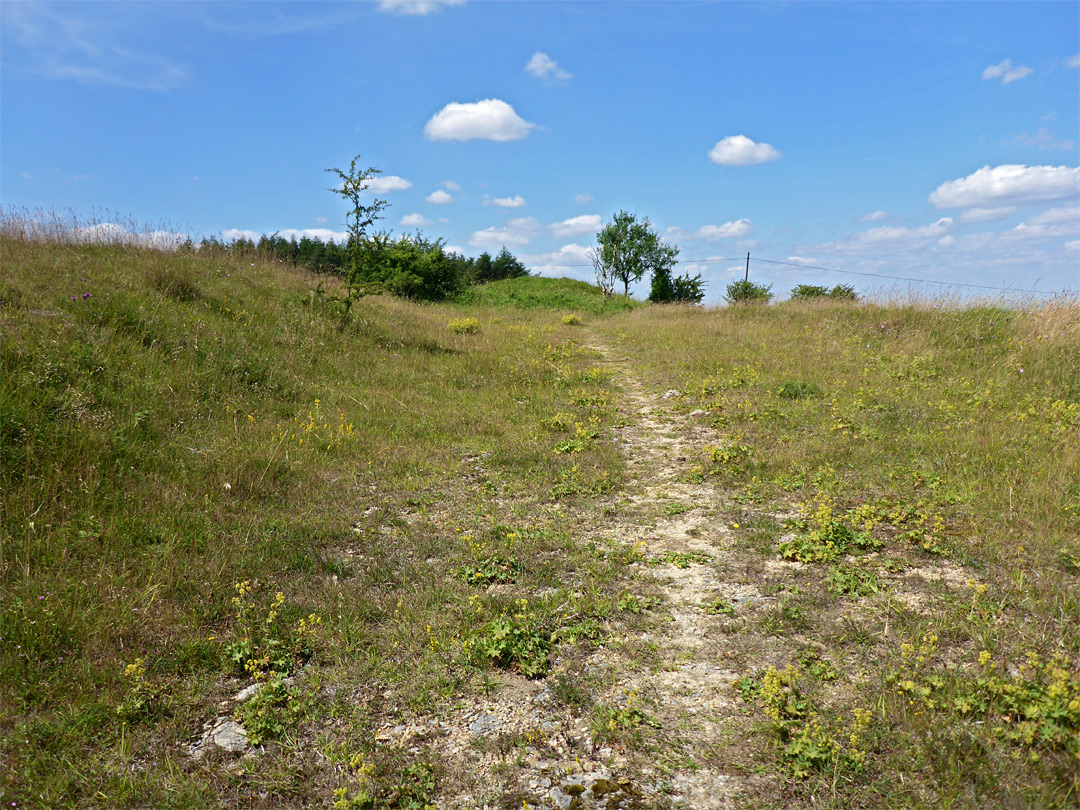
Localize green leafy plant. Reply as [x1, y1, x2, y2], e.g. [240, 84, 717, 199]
[239, 674, 307, 745]
[474, 602, 551, 677]
[724, 279, 773, 305]
[776, 381, 821, 400]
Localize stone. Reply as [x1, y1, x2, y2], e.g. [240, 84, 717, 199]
[190, 717, 248, 759]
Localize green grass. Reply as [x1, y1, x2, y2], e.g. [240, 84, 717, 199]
[2, 230, 1078, 808]
[0, 234, 631, 808]
[451, 274, 643, 315]
[597, 299, 1080, 807]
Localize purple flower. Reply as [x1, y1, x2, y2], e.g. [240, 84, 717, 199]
[71, 296, 78, 301]
[82, 292, 91, 299]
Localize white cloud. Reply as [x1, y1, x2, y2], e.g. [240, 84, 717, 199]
[1068, 54, 1080, 69]
[666, 219, 753, 242]
[314, 216, 327, 224]
[957, 206, 1017, 224]
[574, 193, 594, 205]
[708, 135, 781, 166]
[426, 189, 454, 204]
[424, 99, 535, 142]
[489, 195, 527, 208]
[550, 214, 602, 238]
[522, 243, 595, 280]
[400, 213, 432, 227]
[444, 244, 466, 256]
[786, 256, 821, 266]
[928, 165, 1080, 209]
[440, 180, 461, 191]
[377, 0, 464, 15]
[525, 52, 571, 81]
[982, 59, 1034, 84]
[468, 217, 542, 248]
[857, 211, 888, 223]
[365, 175, 412, 193]
[815, 218, 955, 254]
[73, 223, 190, 248]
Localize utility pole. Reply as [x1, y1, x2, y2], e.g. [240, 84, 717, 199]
[744, 253, 750, 282]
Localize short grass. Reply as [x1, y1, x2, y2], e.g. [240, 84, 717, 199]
[1, 235, 631, 808]
[2, 230, 1077, 808]
[452, 274, 642, 316]
[598, 298, 1079, 807]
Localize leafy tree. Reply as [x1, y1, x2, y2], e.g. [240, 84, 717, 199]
[649, 265, 675, 302]
[725, 279, 773, 305]
[594, 211, 679, 297]
[491, 247, 529, 280]
[473, 252, 494, 282]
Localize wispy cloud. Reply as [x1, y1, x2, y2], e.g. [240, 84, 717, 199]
[3, 3, 188, 91]
[856, 211, 888, 223]
[574, 193, 594, 205]
[1004, 128, 1076, 151]
[488, 195, 527, 208]
[525, 52, 571, 81]
[666, 219, 753, 242]
[549, 214, 601, 238]
[982, 58, 1033, 85]
[377, 0, 465, 15]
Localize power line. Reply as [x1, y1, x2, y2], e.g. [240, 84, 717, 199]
[557, 255, 1075, 297]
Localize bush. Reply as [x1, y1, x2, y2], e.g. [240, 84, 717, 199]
[354, 234, 467, 302]
[790, 283, 859, 301]
[725, 279, 773, 305]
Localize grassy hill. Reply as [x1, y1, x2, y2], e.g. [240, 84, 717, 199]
[452, 274, 643, 314]
[2, 234, 1077, 809]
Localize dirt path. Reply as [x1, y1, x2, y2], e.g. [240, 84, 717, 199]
[382, 335, 780, 809]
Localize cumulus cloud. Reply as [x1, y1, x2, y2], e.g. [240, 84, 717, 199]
[550, 214, 602, 238]
[365, 175, 412, 193]
[426, 189, 453, 204]
[377, 0, 464, 15]
[424, 99, 535, 142]
[440, 180, 461, 191]
[522, 243, 595, 279]
[928, 165, 1080, 209]
[708, 135, 781, 166]
[982, 59, 1034, 84]
[857, 211, 888, 223]
[444, 245, 466, 256]
[400, 213, 432, 227]
[69, 223, 190, 248]
[815, 218, 955, 254]
[525, 52, 571, 81]
[489, 195, 527, 208]
[957, 207, 1017, 224]
[666, 219, 753, 242]
[574, 193, 594, 205]
[468, 217, 542, 248]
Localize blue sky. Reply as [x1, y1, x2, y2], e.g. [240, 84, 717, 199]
[2, 1, 1078, 301]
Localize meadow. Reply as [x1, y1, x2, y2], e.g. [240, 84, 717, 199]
[1, 231, 1077, 809]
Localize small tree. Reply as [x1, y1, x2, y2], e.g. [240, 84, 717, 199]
[325, 155, 389, 287]
[595, 211, 679, 297]
[672, 272, 706, 303]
